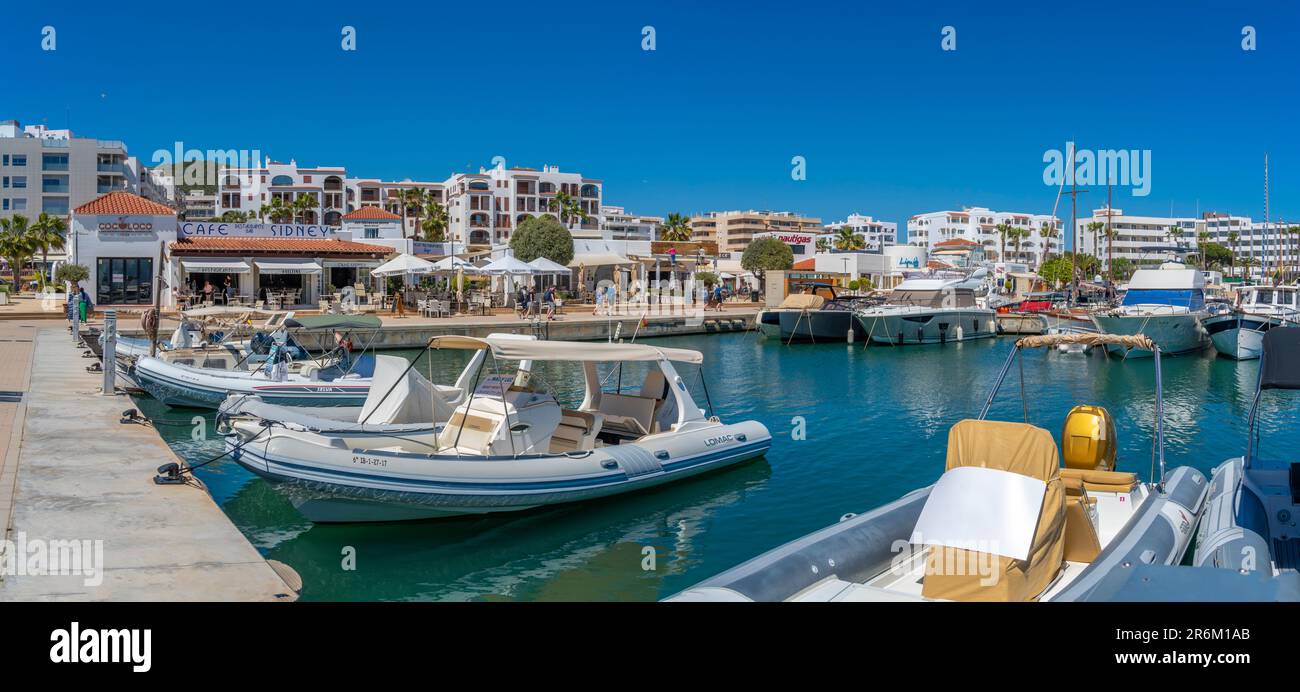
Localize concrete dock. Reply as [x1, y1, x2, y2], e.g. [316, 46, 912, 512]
[0, 321, 298, 601]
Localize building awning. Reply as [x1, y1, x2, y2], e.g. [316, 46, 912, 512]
[569, 252, 636, 267]
[255, 259, 323, 275]
[180, 258, 251, 274]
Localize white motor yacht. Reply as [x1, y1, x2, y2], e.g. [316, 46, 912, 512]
[1091, 261, 1210, 357]
[1203, 284, 1300, 360]
[854, 275, 997, 345]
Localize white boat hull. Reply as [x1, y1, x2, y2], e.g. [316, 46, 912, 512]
[856, 309, 998, 345]
[225, 421, 772, 522]
[135, 357, 371, 409]
[1203, 313, 1285, 360]
[1091, 312, 1209, 357]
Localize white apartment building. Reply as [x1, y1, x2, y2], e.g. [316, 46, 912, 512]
[443, 165, 602, 249]
[214, 158, 349, 226]
[599, 205, 661, 241]
[907, 207, 1061, 267]
[1080, 207, 1298, 279]
[823, 213, 897, 251]
[140, 166, 176, 205]
[1, 119, 138, 219]
[346, 178, 446, 238]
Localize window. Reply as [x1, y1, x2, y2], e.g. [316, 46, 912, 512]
[42, 153, 69, 171]
[12, 176, 25, 188]
[364, 226, 379, 239]
[12, 198, 26, 211]
[96, 258, 154, 305]
[13, 155, 26, 166]
[1, 155, 6, 166]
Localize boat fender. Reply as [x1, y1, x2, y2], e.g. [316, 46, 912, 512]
[955, 325, 964, 341]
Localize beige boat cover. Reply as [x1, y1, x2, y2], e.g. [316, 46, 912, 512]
[426, 335, 704, 364]
[1016, 333, 1156, 351]
[777, 294, 826, 310]
[921, 419, 1065, 602]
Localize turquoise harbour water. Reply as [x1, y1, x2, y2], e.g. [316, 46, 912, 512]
[137, 333, 1297, 601]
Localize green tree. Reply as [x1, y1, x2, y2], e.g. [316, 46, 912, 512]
[1037, 256, 1074, 287]
[509, 215, 574, 265]
[1166, 224, 1185, 248]
[1200, 242, 1233, 271]
[1010, 226, 1029, 264]
[55, 263, 90, 286]
[291, 193, 318, 224]
[1040, 223, 1059, 262]
[1109, 257, 1134, 281]
[661, 212, 692, 241]
[549, 190, 588, 228]
[400, 188, 429, 239]
[28, 212, 68, 288]
[833, 226, 865, 251]
[995, 222, 1014, 262]
[421, 200, 449, 242]
[0, 215, 36, 289]
[1196, 231, 1211, 268]
[740, 236, 794, 296]
[218, 210, 250, 223]
[1226, 230, 1240, 278]
[261, 196, 292, 223]
[1086, 221, 1105, 259]
[695, 271, 720, 287]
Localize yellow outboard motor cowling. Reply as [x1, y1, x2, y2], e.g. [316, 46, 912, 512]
[1061, 405, 1117, 472]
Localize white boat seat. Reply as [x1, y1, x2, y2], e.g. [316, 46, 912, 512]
[597, 393, 656, 438]
[637, 370, 678, 433]
[551, 410, 604, 453]
[921, 419, 1066, 602]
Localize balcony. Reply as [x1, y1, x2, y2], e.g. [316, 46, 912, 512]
[97, 162, 127, 174]
[42, 160, 69, 172]
[42, 180, 70, 194]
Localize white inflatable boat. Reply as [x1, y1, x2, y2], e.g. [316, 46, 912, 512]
[220, 335, 772, 522]
[133, 314, 383, 409]
[668, 333, 1229, 602]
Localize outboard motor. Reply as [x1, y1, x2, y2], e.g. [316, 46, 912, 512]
[1061, 405, 1117, 472]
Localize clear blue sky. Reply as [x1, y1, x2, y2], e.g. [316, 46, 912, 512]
[5, 0, 1298, 246]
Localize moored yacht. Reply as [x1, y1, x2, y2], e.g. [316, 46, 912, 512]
[219, 335, 772, 522]
[1091, 261, 1210, 357]
[853, 275, 997, 345]
[756, 283, 866, 343]
[1203, 284, 1300, 360]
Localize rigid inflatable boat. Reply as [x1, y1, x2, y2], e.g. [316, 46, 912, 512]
[133, 314, 382, 409]
[221, 335, 772, 523]
[1192, 328, 1300, 595]
[668, 333, 1223, 602]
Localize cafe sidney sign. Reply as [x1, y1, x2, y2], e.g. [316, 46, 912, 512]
[179, 222, 343, 239]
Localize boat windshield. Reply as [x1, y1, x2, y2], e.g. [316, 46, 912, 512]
[1121, 288, 1205, 310]
[891, 289, 977, 308]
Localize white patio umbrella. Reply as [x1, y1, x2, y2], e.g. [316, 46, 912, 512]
[480, 255, 538, 304]
[372, 253, 436, 277]
[431, 256, 481, 273]
[527, 257, 572, 288]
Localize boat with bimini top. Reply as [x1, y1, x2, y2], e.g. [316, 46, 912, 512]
[220, 335, 772, 522]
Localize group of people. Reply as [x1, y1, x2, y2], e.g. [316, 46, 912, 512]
[174, 276, 237, 308]
[515, 284, 558, 320]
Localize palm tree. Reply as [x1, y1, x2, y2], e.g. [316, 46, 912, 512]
[1288, 225, 1300, 282]
[28, 212, 67, 288]
[1166, 224, 1185, 249]
[1039, 223, 1059, 262]
[0, 215, 36, 289]
[1103, 224, 1118, 281]
[400, 188, 426, 239]
[833, 226, 865, 251]
[1196, 231, 1211, 269]
[661, 213, 692, 241]
[291, 193, 318, 224]
[549, 190, 588, 228]
[1010, 227, 1028, 264]
[994, 222, 1014, 262]
[1226, 231, 1240, 279]
[421, 200, 449, 242]
[218, 210, 250, 223]
[261, 196, 292, 223]
[1086, 221, 1105, 259]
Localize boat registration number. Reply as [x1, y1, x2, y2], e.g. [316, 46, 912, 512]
[352, 455, 388, 468]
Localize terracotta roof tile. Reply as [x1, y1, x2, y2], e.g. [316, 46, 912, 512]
[74, 191, 176, 216]
[342, 206, 403, 221]
[170, 237, 393, 256]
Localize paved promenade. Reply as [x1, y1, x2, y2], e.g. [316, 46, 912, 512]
[0, 321, 297, 601]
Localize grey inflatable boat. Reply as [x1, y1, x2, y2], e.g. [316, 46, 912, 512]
[669, 333, 1284, 602]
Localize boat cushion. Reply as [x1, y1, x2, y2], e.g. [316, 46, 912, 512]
[551, 410, 602, 452]
[921, 419, 1065, 602]
[1062, 496, 1103, 563]
[597, 393, 656, 438]
[1059, 468, 1137, 493]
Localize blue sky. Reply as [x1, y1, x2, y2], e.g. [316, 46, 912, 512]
[5, 0, 1299, 245]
